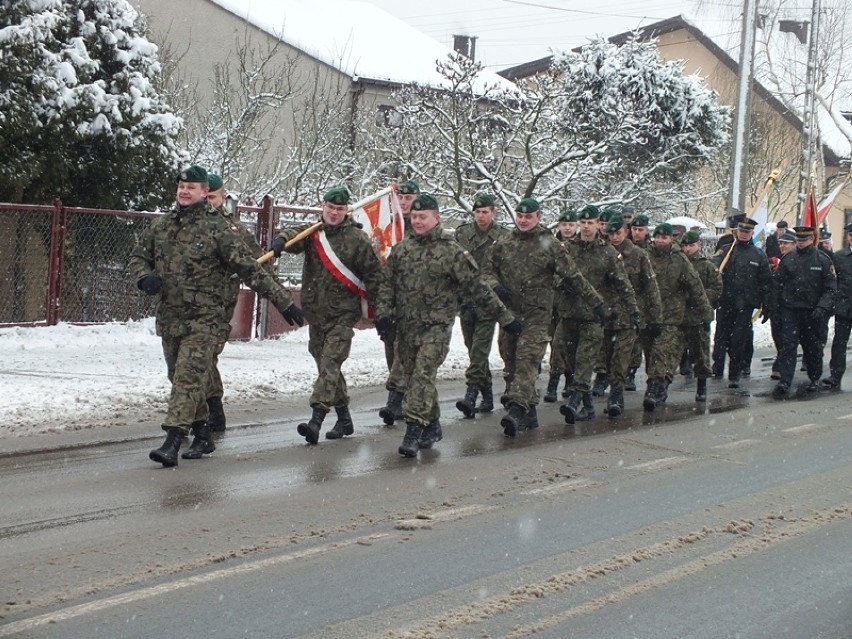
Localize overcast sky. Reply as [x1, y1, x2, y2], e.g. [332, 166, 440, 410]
[366, 0, 742, 70]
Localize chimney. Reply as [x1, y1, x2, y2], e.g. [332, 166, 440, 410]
[453, 34, 477, 61]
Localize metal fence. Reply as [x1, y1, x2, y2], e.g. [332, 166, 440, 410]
[0, 197, 320, 333]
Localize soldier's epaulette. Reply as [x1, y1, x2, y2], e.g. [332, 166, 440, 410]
[441, 228, 456, 240]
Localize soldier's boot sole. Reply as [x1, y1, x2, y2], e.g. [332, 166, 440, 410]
[297, 422, 321, 445]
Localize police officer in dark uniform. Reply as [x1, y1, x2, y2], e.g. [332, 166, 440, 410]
[822, 223, 852, 390]
[764, 220, 788, 259]
[772, 226, 836, 399]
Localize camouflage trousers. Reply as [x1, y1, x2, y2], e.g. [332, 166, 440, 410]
[206, 336, 228, 400]
[503, 307, 551, 408]
[562, 319, 604, 393]
[629, 333, 644, 370]
[643, 324, 682, 381]
[398, 323, 452, 426]
[161, 330, 223, 434]
[384, 326, 406, 393]
[548, 311, 570, 376]
[308, 320, 355, 410]
[460, 312, 507, 387]
[681, 324, 713, 378]
[603, 327, 636, 390]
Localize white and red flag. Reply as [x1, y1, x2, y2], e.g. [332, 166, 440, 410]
[350, 186, 405, 264]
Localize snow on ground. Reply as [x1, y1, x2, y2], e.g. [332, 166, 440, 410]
[0, 318, 775, 438]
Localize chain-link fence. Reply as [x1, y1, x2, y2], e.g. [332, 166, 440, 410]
[0, 204, 54, 324]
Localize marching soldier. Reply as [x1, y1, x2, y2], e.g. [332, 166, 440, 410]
[130, 166, 304, 467]
[680, 231, 722, 401]
[271, 186, 384, 444]
[374, 194, 521, 457]
[822, 223, 852, 390]
[486, 198, 603, 437]
[643, 223, 712, 410]
[773, 226, 836, 399]
[454, 192, 510, 417]
[629, 213, 651, 249]
[544, 209, 578, 402]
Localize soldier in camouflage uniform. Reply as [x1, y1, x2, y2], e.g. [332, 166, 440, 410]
[643, 223, 712, 411]
[557, 206, 638, 422]
[204, 173, 272, 432]
[378, 179, 419, 426]
[609, 216, 662, 394]
[374, 194, 521, 457]
[271, 186, 383, 444]
[544, 209, 578, 402]
[485, 198, 603, 437]
[680, 231, 722, 401]
[130, 166, 304, 467]
[629, 213, 651, 250]
[625, 213, 652, 386]
[454, 192, 510, 417]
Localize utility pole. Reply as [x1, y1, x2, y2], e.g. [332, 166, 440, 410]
[727, 0, 760, 214]
[796, 0, 821, 222]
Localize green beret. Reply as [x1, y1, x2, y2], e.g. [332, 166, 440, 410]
[606, 215, 625, 233]
[412, 193, 439, 212]
[473, 192, 496, 209]
[515, 198, 540, 214]
[557, 208, 577, 222]
[576, 204, 600, 220]
[652, 222, 673, 237]
[794, 226, 815, 240]
[630, 214, 650, 228]
[396, 180, 420, 195]
[207, 173, 224, 191]
[681, 230, 701, 245]
[737, 216, 757, 232]
[600, 207, 619, 222]
[176, 165, 208, 183]
[323, 186, 351, 205]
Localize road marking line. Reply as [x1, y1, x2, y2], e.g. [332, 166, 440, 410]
[625, 456, 690, 472]
[0, 533, 390, 637]
[712, 439, 761, 450]
[395, 504, 495, 529]
[836, 413, 852, 420]
[783, 423, 824, 434]
[522, 478, 596, 496]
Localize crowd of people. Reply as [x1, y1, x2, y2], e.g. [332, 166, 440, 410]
[131, 167, 846, 467]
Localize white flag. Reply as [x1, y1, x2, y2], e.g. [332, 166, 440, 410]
[751, 190, 770, 249]
[351, 187, 405, 264]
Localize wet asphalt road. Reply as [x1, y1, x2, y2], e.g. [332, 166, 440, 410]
[1, 369, 850, 638]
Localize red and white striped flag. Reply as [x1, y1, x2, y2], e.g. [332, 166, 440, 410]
[817, 181, 846, 224]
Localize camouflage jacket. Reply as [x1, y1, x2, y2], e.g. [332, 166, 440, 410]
[486, 224, 602, 317]
[612, 238, 662, 327]
[685, 253, 722, 325]
[129, 201, 292, 338]
[376, 224, 514, 329]
[278, 216, 382, 325]
[558, 236, 638, 327]
[455, 221, 509, 318]
[647, 243, 712, 325]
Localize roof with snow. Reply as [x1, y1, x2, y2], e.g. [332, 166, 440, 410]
[500, 14, 851, 163]
[209, 0, 517, 93]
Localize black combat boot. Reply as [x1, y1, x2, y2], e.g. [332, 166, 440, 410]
[500, 381, 511, 407]
[476, 384, 494, 413]
[577, 392, 595, 421]
[206, 396, 226, 432]
[821, 376, 841, 391]
[521, 405, 539, 430]
[297, 406, 327, 445]
[643, 378, 662, 412]
[379, 390, 403, 426]
[695, 378, 708, 402]
[326, 404, 354, 439]
[544, 374, 560, 403]
[456, 384, 479, 418]
[149, 427, 185, 467]
[771, 381, 789, 400]
[561, 371, 574, 398]
[501, 403, 525, 438]
[625, 368, 637, 392]
[607, 387, 624, 418]
[560, 391, 582, 425]
[419, 419, 443, 448]
[591, 373, 608, 397]
[399, 422, 422, 457]
[182, 420, 215, 460]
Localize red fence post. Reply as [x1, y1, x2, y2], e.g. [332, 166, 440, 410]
[46, 198, 67, 325]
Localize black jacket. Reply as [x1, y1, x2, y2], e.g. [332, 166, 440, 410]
[776, 245, 836, 311]
[831, 247, 852, 318]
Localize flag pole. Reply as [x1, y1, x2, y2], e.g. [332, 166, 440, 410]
[719, 169, 780, 274]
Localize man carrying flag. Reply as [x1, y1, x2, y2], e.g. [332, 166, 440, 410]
[271, 186, 384, 443]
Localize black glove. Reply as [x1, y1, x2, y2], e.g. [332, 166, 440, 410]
[811, 307, 828, 322]
[593, 304, 608, 326]
[649, 323, 663, 339]
[375, 316, 392, 341]
[270, 236, 285, 258]
[494, 284, 512, 304]
[503, 318, 524, 336]
[629, 312, 641, 333]
[460, 301, 478, 321]
[138, 274, 162, 296]
[280, 303, 304, 327]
